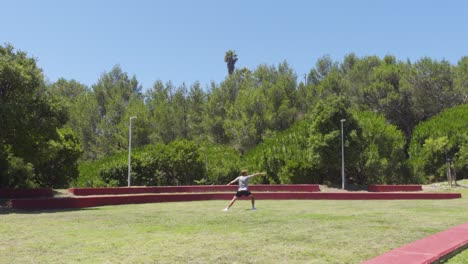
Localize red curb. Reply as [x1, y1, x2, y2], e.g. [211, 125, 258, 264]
[363, 223, 468, 264]
[10, 192, 461, 210]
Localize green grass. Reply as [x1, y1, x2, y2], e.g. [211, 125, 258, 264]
[446, 248, 468, 264]
[1, 181, 468, 264]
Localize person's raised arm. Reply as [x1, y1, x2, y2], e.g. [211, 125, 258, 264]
[227, 177, 239, 185]
[252, 172, 266, 177]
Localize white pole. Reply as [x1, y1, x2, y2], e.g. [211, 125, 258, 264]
[340, 119, 346, 190]
[128, 116, 137, 187]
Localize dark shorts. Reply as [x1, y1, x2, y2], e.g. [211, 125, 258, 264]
[235, 190, 252, 197]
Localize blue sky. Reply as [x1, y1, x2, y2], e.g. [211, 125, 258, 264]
[1, 0, 467, 90]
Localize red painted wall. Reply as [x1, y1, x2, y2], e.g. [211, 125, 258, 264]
[11, 192, 461, 210]
[0, 188, 53, 199]
[368, 185, 423, 192]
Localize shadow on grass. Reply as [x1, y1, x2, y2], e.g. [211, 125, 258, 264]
[454, 183, 468, 189]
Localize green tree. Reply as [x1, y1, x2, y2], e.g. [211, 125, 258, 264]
[172, 84, 189, 139]
[352, 111, 407, 184]
[307, 97, 362, 185]
[0, 44, 80, 187]
[146, 80, 177, 143]
[33, 128, 83, 188]
[91, 65, 142, 158]
[242, 120, 311, 184]
[308, 55, 336, 85]
[409, 104, 468, 183]
[205, 75, 240, 144]
[69, 91, 100, 160]
[403, 58, 459, 122]
[356, 59, 415, 139]
[262, 61, 298, 131]
[48, 78, 88, 103]
[187, 82, 207, 140]
[454, 56, 468, 103]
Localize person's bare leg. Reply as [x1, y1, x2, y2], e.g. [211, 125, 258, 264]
[251, 195, 256, 209]
[224, 196, 237, 211]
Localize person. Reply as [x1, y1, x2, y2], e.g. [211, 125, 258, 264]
[222, 170, 265, 212]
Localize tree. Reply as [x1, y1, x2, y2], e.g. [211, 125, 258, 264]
[91, 65, 142, 158]
[146, 80, 177, 144]
[351, 111, 407, 184]
[224, 50, 238, 75]
[68, 91, 100, 160]
[172, 84, 189, 139]
[355, 59, 416, 140]
[454, 56, 468, 103]
[187, 82, 207, 140]
[403, 58, 459, 122]
[48, 78, 88, 103]
[0, 44, 81, 187]
[307, 97, 362, 185]
[308, 55, 335, 85]
[242, 120, 311, 184]
[409, 104, 468, 183]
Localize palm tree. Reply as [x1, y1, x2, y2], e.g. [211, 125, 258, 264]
[224, 50, 238, 75]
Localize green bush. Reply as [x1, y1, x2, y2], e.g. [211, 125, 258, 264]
[198, 142, 241, 184]
[76, 140, 207, 187]
[409, 104, 468, 183]
[242, 98, 409, 185]
[242, 120, 309, 184]
[278, 160, 320, 184]
[352, 111, 408, 184]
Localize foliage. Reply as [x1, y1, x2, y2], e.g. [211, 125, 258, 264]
[409, 104, 468, 183]
[76, 140, 206, 187]
[32, 128, 83, 188]
[403, 57, 459, 123]
[0, 148, 35, 188]
[5, 42, 468, 187]
[352, 111, 408, 184]
[243, 120, 310, 184]
[243, 101, 409, 185]
[0, 44, 81, 188]
[307, 97, 362, 185]
[196, 142, 240, 184]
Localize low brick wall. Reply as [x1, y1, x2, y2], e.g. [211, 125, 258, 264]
[10, 192, 461, 210]
[368, 185, 423, 192]
[69, 184, 321, 196]
[0, 188, 53, 199]
[363, 222, 468, 264]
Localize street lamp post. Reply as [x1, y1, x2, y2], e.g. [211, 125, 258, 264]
[128, 116, 137, 187]
[340, 119, 346, 190]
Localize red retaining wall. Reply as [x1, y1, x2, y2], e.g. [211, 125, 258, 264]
[10, 192, 461, 210]
[0, 188, 53, 199]
[363, 222, 468, 264]
[368, 185, 423, 192]
[69, 184, 321, 196]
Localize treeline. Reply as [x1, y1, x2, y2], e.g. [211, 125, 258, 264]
[1, 44, 467, 188]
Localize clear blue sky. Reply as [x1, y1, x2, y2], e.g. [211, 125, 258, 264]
[1, 0, 467, 90]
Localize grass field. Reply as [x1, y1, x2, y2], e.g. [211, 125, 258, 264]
[1, 181, 467, 264]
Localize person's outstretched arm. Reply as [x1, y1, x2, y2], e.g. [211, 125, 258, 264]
[252, 172, 266, 177]
[227, 177, 239, 185]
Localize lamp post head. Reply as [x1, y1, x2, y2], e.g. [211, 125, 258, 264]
[340, 119, 346, 123]
[130, 116, 137, 120]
